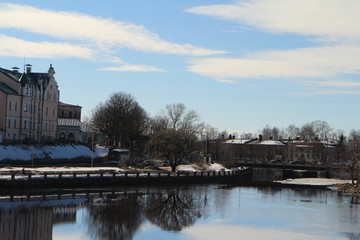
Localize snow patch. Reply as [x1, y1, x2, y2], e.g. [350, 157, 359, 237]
[276, 178, 352, 186]
[0, 145, 95, 161]
[176, 163, 230, 172]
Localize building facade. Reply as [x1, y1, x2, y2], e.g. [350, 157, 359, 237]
[0, 64, 59, 143]
[57, 102, 93, 144]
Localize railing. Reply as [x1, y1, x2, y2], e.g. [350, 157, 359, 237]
[0, 169, 241, 181]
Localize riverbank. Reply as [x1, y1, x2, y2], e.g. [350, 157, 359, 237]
[332, 183, 360, 195]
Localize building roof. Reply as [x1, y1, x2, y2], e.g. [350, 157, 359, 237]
[58, 118, 82, 127]
[58, 119, 92, 132]
[0, 82, 18, 95]
[0, 65, 54, 89]
[59, 102, 82, 108]
[0, 67, 22, 82]
[247, 140, 285, 146]
[225, 139, 251, 144]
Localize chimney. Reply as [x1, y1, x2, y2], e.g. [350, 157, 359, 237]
[25, 64, 32, 74]
[12, 67, 19, 73]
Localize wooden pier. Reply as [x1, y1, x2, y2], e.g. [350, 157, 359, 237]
[0, 168, 252, 189]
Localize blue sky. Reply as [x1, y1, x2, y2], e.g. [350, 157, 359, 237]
[0, 0, 359, 135]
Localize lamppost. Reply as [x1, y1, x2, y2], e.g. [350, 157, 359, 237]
[91, 131, 94, 167]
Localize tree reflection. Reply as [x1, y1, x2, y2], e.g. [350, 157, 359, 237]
[87, 193, 144, 240]
[144, 190, 202, 231]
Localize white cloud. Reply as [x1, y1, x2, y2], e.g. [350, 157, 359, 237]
[186, 0, 360, 93]
[183, 224, 337, 240]
[215, 79, 239, 84]
[314, 90, 360, 95]
[308, 81, 360, 88]
[98, 64, 166, 72]
[187, 0, 360, 43]
[0, 34, 94, 59]
[0, 3, 224, 57]
[188, 45, 360, 80]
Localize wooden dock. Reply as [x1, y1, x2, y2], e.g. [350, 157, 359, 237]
[0, 168, 252, 189]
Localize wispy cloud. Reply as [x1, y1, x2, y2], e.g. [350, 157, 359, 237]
[313, 90, 360, 95]
[215, 79, 239, 84]
[0, 3, 224, 57]
[186, 0, 360, 92]
[307, 80, 360, 88]
[183, 224, 336, 240]
[187, 0, 360, 43]
[0, 3, 225, 72]
[98, 64, 165, 72]
[0, 34, 95, 59]
[188, 45, 360, 79]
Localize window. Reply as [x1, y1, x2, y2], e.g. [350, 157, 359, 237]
[8, 101, 11, 111]
[14, 119, 16, 128]
[15, 102, 17, 111]
[46, 107, 48, 116]
[24, 103, 28, 112]
[8, 119, 11, 128]
[24, 120, 27, 129]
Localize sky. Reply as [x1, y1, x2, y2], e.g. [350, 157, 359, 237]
[0, 0, 359, 135]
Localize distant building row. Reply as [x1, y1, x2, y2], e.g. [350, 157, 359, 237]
[0, 65, 90, 144]
[210, 135, 339, 165]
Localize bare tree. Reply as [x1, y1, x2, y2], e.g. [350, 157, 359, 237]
[146, 129, 197, 172]
[240, 132, 255, 140]
[260, 125, 282, 140]
[286, 124, 301, 139]
[150, 103, 203, 135]
[300, 120, 333, 141]
[91, 92, 148, 148]
[166, 103, 185, 130]
[344, 130, 360, 185]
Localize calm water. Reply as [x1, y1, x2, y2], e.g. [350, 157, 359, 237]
[0, 185, 359, 240]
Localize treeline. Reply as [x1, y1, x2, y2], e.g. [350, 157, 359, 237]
[90, 91, 360, 176]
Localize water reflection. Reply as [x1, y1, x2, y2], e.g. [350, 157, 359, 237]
[0, 185, 359, 240]
[0, 208, 52, 240]
[86, 193, 144, 240]
[144, 190, 202, 231]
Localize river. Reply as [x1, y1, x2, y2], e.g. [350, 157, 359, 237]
[0, 184, 359, 240]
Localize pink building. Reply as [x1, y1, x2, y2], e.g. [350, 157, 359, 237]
[0, 64, 59, 143]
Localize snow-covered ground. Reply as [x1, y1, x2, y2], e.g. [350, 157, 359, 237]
[176, 163, 230, 172]
[0, 166, 123, 173]
[276, 178, 352, 186]
[0, 145, 106, 161]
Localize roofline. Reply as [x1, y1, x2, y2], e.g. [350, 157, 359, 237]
[59, 102, 82, 108]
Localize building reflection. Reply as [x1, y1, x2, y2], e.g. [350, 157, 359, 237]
[0, 198, 85, 240]
[0, 208, 52, 240]
[0, 186, 356, 240]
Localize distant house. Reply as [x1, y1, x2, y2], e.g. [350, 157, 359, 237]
[57, 102, 92, 144]
[0, 64, 59, 143]
[284, 141, 337, 164]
